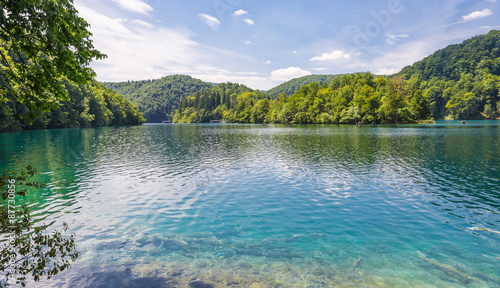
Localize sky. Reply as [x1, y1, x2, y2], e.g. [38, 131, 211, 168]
[74, 0, 500, 90]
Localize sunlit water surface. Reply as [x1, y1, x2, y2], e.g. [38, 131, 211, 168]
[1, 122, 499, 287]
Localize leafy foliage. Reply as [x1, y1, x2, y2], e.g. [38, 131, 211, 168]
[400, 30, 500, 119]
[174, 83, 268, 123]
[174, 73, 431, 124]
[0, 72, 145, 132]
[103, 75, 214, 123]
[0, 0, 106, 121]
[266, 74, 345, 98]
[1, 166, 79, 287]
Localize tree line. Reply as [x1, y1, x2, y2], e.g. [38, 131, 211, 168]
[174, 73, 432, 124]
[0, 71, 145, 132]
[399, 30, 500, 120]
[102, 75, 214, 123]
[173, 30, 500, 124]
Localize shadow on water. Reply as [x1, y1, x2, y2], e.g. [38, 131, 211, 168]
[64, 267, 171, 288]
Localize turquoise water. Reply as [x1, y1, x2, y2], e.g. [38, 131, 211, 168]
[1, 121, 499, 287]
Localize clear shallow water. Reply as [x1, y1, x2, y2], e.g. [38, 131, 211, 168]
[1, 121, 499, 287]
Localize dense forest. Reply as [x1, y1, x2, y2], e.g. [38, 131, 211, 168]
[172, 30, 500, 123]
[102, 75, 214, 123]
[399, 29, 500, 119]
[173, 83, 269, 123]
[173, 73, 431, 124]
[12, 29, 498, 129]
[266, 74, 345, 98]
[0, 71, 145, 132]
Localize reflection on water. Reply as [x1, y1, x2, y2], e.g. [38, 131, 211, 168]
[1, 121, 499, 287]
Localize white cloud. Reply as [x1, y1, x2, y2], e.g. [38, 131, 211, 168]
[386, 34, 409, 45]
[265, 60, 272, 64]
[111, 0, 153, 15]
[310, 50, 351, 61]
[244, 40, 252, 45]
[486, 0, 496, 3]
[462, 9, 493, 21]
[132, 19, 154, 28]
[234, 9, 248, 16]
[243, 18, 255, 25]
[75, 4, 257, 86]
[480, 25, 500, 30]
[270, 67, 311, 81]
[198, 13, 221, 30]
[375, 68, 398, 75]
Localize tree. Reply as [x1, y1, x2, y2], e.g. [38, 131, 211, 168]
[0, 0, 108, 285]
[1, 166, 79, 287]
[0, 0, 106, 122]
[409, 90, 432, 120]
[446, 92, 480, 119]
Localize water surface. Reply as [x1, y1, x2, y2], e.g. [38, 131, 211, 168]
[1, 121, 499, 287]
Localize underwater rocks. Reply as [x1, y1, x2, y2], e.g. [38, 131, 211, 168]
[417, 251, 483, 285]
[265, 248, 302, 259]
[61, 266, 171, 288]
[234, 248, 264, 257]
[188, 280, 215, 288]
[94, 239, 129, 251]
[353, 257, 363, 271]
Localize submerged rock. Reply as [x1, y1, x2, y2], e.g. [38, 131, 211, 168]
[162, 239, 188, 252]
[188, 280, 215, 288]
[63, 266, 170, 288]
[353, 257, 363, 271]
[309, 233, 328, 239]
[234, 248, 264, 257]
[471, 272, 497, 284]
[94, 240, 128, 250]
[265, 248, 301, 259]
[417, 251, 483, 285]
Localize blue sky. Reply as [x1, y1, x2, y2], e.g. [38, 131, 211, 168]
[74, 0, 500, 90]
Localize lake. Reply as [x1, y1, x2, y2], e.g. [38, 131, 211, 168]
[1, 122, 499, 287]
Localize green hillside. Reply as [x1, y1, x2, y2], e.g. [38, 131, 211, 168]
[399, 30, 500, 81]
[102, 75, 214, 123]
[173, 72, 430, 124]
[0, 71, 145, 132]
[172, 30, 500, 123]
[267, 74, 345, 98]
[399, 30, 500, 119]
[174, 82, 268, 123]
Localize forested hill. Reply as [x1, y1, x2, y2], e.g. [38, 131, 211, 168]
[102, 75, 214, 123]
[267, 74, 345, 98]
[399, 30, 500, 80]
[174, 82, 267, 123]
[0, 72, 145, 132]
[398, 29, 500, 119]
[172, 30, 500, 123]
